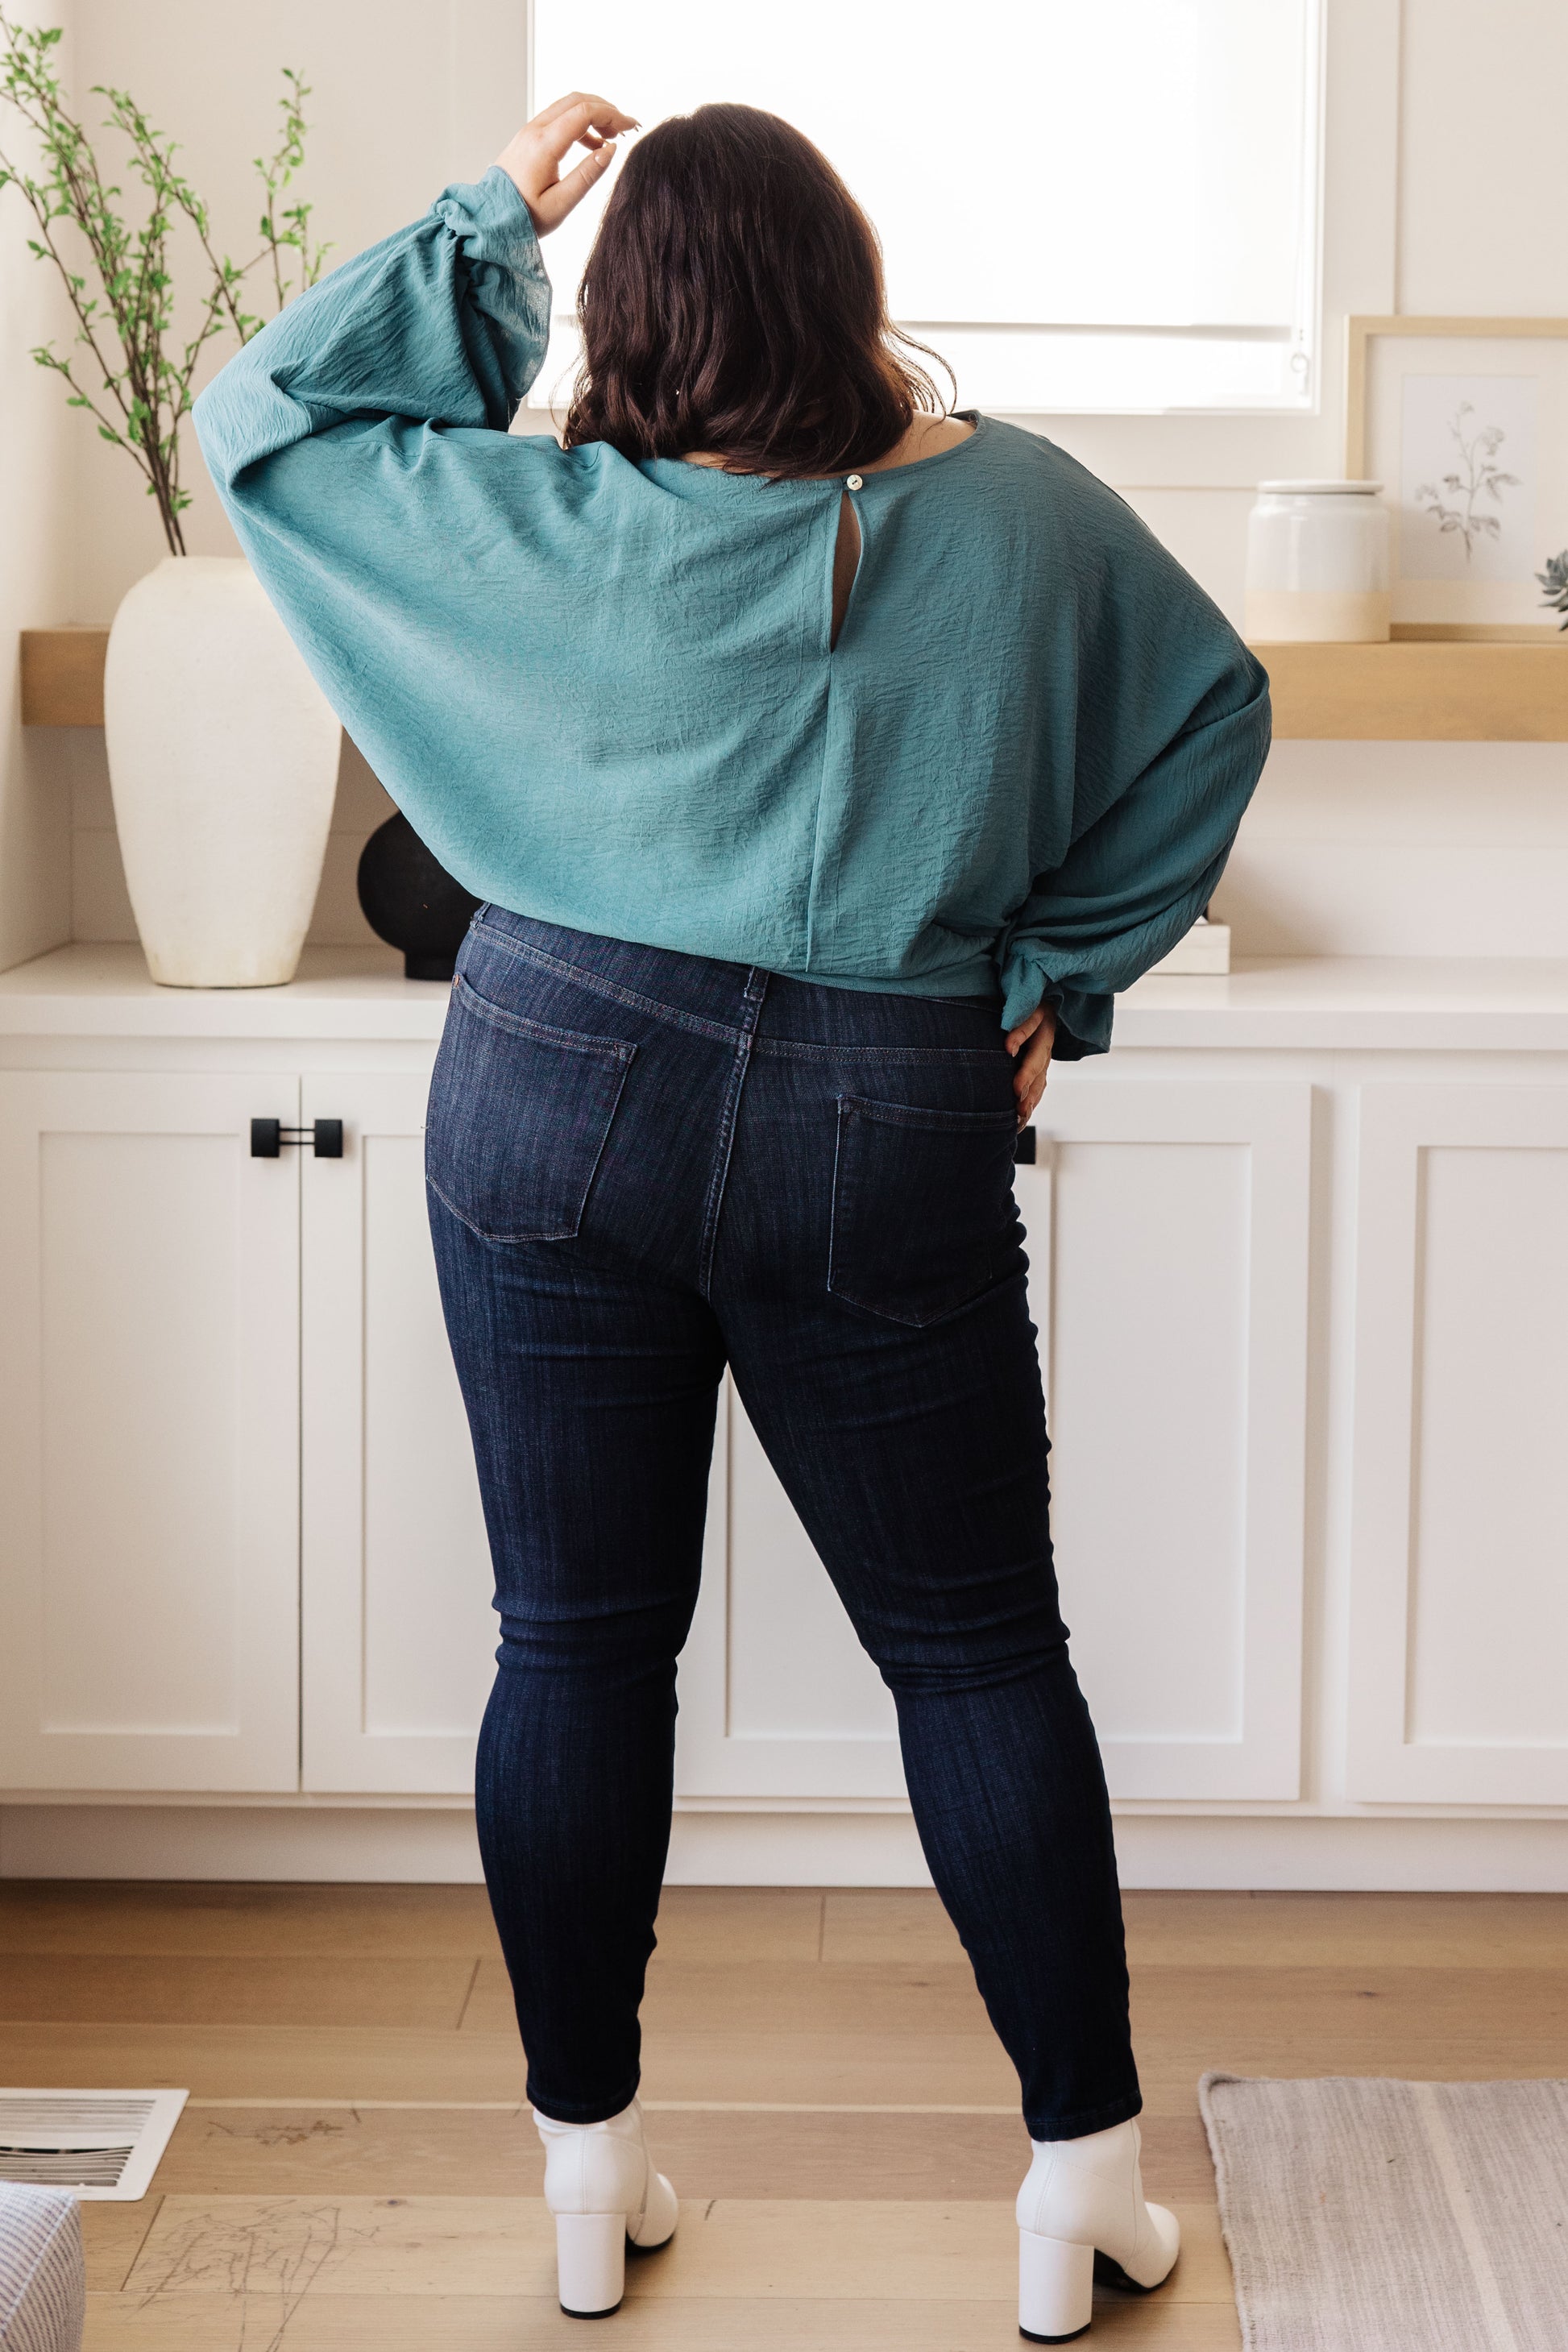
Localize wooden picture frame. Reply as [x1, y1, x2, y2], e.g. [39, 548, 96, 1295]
[1347, 316, 1568, 640]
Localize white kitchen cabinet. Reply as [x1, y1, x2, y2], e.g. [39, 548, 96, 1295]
[301, 1072, 493, 1793]
[6, 947, 1568, 1881]
[1348, 1082, 1568, 1803]
[676, 1075, 1313, 1805]
[0, 1070, 301, 1790]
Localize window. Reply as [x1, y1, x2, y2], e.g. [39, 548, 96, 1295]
[529, 0, 1322, 416]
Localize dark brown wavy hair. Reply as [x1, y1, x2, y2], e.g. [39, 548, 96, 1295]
[562, 104, 951, 479]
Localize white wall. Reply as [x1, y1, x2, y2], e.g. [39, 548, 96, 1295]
[15, 0, 1568, 964]
[1397, 0, 1568, 316]
[1217, 740, 1568, 958]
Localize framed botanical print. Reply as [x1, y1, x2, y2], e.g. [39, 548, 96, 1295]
[1347, 317, 1568, 637]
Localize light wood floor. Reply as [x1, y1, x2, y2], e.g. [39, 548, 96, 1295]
[2, 1882, 1566, 2348]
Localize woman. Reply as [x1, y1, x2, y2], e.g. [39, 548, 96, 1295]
[197, 93, 1269, 2342]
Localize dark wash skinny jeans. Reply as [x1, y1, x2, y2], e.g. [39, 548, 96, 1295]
[425, 907, 1141, 2143]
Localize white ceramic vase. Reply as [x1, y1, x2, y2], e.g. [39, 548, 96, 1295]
[1244, 480, 1392, 643]
[103, 556, 341, 987]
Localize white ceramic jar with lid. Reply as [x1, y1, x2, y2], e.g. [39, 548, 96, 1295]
[1245, 480, 1391, 642]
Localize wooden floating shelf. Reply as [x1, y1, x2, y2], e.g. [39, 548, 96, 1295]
[1252, 638, 1568, 742]
[20, 626, 108, 727]
[19, 625, 1568, 741]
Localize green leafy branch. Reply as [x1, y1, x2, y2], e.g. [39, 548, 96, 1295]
[255, 67, 329, 312]
[0, 12, 330, 556]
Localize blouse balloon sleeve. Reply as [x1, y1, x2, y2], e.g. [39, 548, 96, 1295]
[994, 530, 1272, 1049]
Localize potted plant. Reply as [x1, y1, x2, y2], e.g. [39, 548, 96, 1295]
[0, 13, 341, 986]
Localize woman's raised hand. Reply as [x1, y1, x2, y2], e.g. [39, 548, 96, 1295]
[496, 94, 638, 234]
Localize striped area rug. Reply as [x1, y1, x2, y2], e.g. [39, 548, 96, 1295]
[1201, 2072, 1568, 2352]
[0, 2184, 84, 2352]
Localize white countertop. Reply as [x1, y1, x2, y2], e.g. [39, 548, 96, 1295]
[1114, 956, 1568, 1050]
[0, 944, 451, 1039]
[5, 943, 1568, 1049]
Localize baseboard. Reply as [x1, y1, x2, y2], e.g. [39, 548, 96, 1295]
[5, 1802, 1568, 1890]
[1107, 1813, 1568, 1893]
[666, 1811, 933, 1886]
[0, 1802, 487, 1882]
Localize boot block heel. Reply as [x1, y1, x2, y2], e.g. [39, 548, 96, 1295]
[1019, 2230, 1094, 2342]
[556, 2212, 626, 2317]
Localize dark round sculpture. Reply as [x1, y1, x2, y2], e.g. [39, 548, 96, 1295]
[356, 812, 481, 981]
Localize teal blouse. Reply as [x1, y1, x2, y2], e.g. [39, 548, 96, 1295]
[194, 167, 1270, 1053]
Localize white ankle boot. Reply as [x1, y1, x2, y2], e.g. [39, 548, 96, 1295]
[534, 2097, 678, 2317]
[1015, 2118, 1179, 2342]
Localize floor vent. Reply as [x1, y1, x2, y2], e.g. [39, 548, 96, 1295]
[0, 2089, 188, 2201]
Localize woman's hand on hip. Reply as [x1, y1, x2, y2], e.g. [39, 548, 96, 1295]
[1006, 1006, 1056, 1129]
[496, 94, 638, 234]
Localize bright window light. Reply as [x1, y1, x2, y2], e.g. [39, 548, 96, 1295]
[529, 0, 1321, 417]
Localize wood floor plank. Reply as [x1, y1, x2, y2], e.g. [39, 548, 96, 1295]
[0, 2018, 1023, 2105]
[820, 1889, 967, 1966]
[122, 2192, 560, 2300]
[84, 2289, 1239, 2350]
[0, 2020, 529, 2101]
[816, 1885, 1568, 1972]
[651, 1888, 826, 1964]
[1122, 1889, 1568, 1970]
[128, 2101, 1214, 2204]
[164, 2107, 541, 2196]
[9, 2000, 1562, 2111]
[159, 2104, 1039, 2200]
[614, 2199, 1230, 2308]
[12, 1943, 1559, 2055]
[1130, 1962, 1568, 2023]
[0, 1881, 501, 1959]
[0, 1952, 479, 2030]
[11, 1880, 1563, 1970]
[1129, 1965, 1568, 2076]
[119, 2192, 1229, 2304]
[0, 1881, 815, 1964]
[464, 1952, 994, 2038]
[640, 2030, 1020, 2109]
[80, 2199, 164, 2292]
[164, 2105, 1212, 2201]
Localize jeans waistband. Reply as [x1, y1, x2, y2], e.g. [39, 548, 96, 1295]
[467, 907, 1008, 1057]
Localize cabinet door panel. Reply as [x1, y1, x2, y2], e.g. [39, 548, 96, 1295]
[1043, 1137, 1249, 1748]
[678, 1076, 1312, 1804]
[677, 1379, 903, 1802]
[725, 1399, 896, 1745]
[1024, 1078, 1311, 1799]
[301, 1072, 494, 1793]
[1349, 1085, 1568, 1802]
[0, 1072, 300, 1791]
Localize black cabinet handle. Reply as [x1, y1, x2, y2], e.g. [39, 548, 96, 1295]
[251, 1118, 344, 1159]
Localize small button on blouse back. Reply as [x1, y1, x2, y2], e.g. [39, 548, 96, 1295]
[846, 473, 863, 491]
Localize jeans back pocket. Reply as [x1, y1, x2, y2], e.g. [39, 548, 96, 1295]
[426, 973, 636, 1243]
[828, 1093, 1022, 1327]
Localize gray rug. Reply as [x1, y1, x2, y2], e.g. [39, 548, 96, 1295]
[1201, 2072, 1568, 2352]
